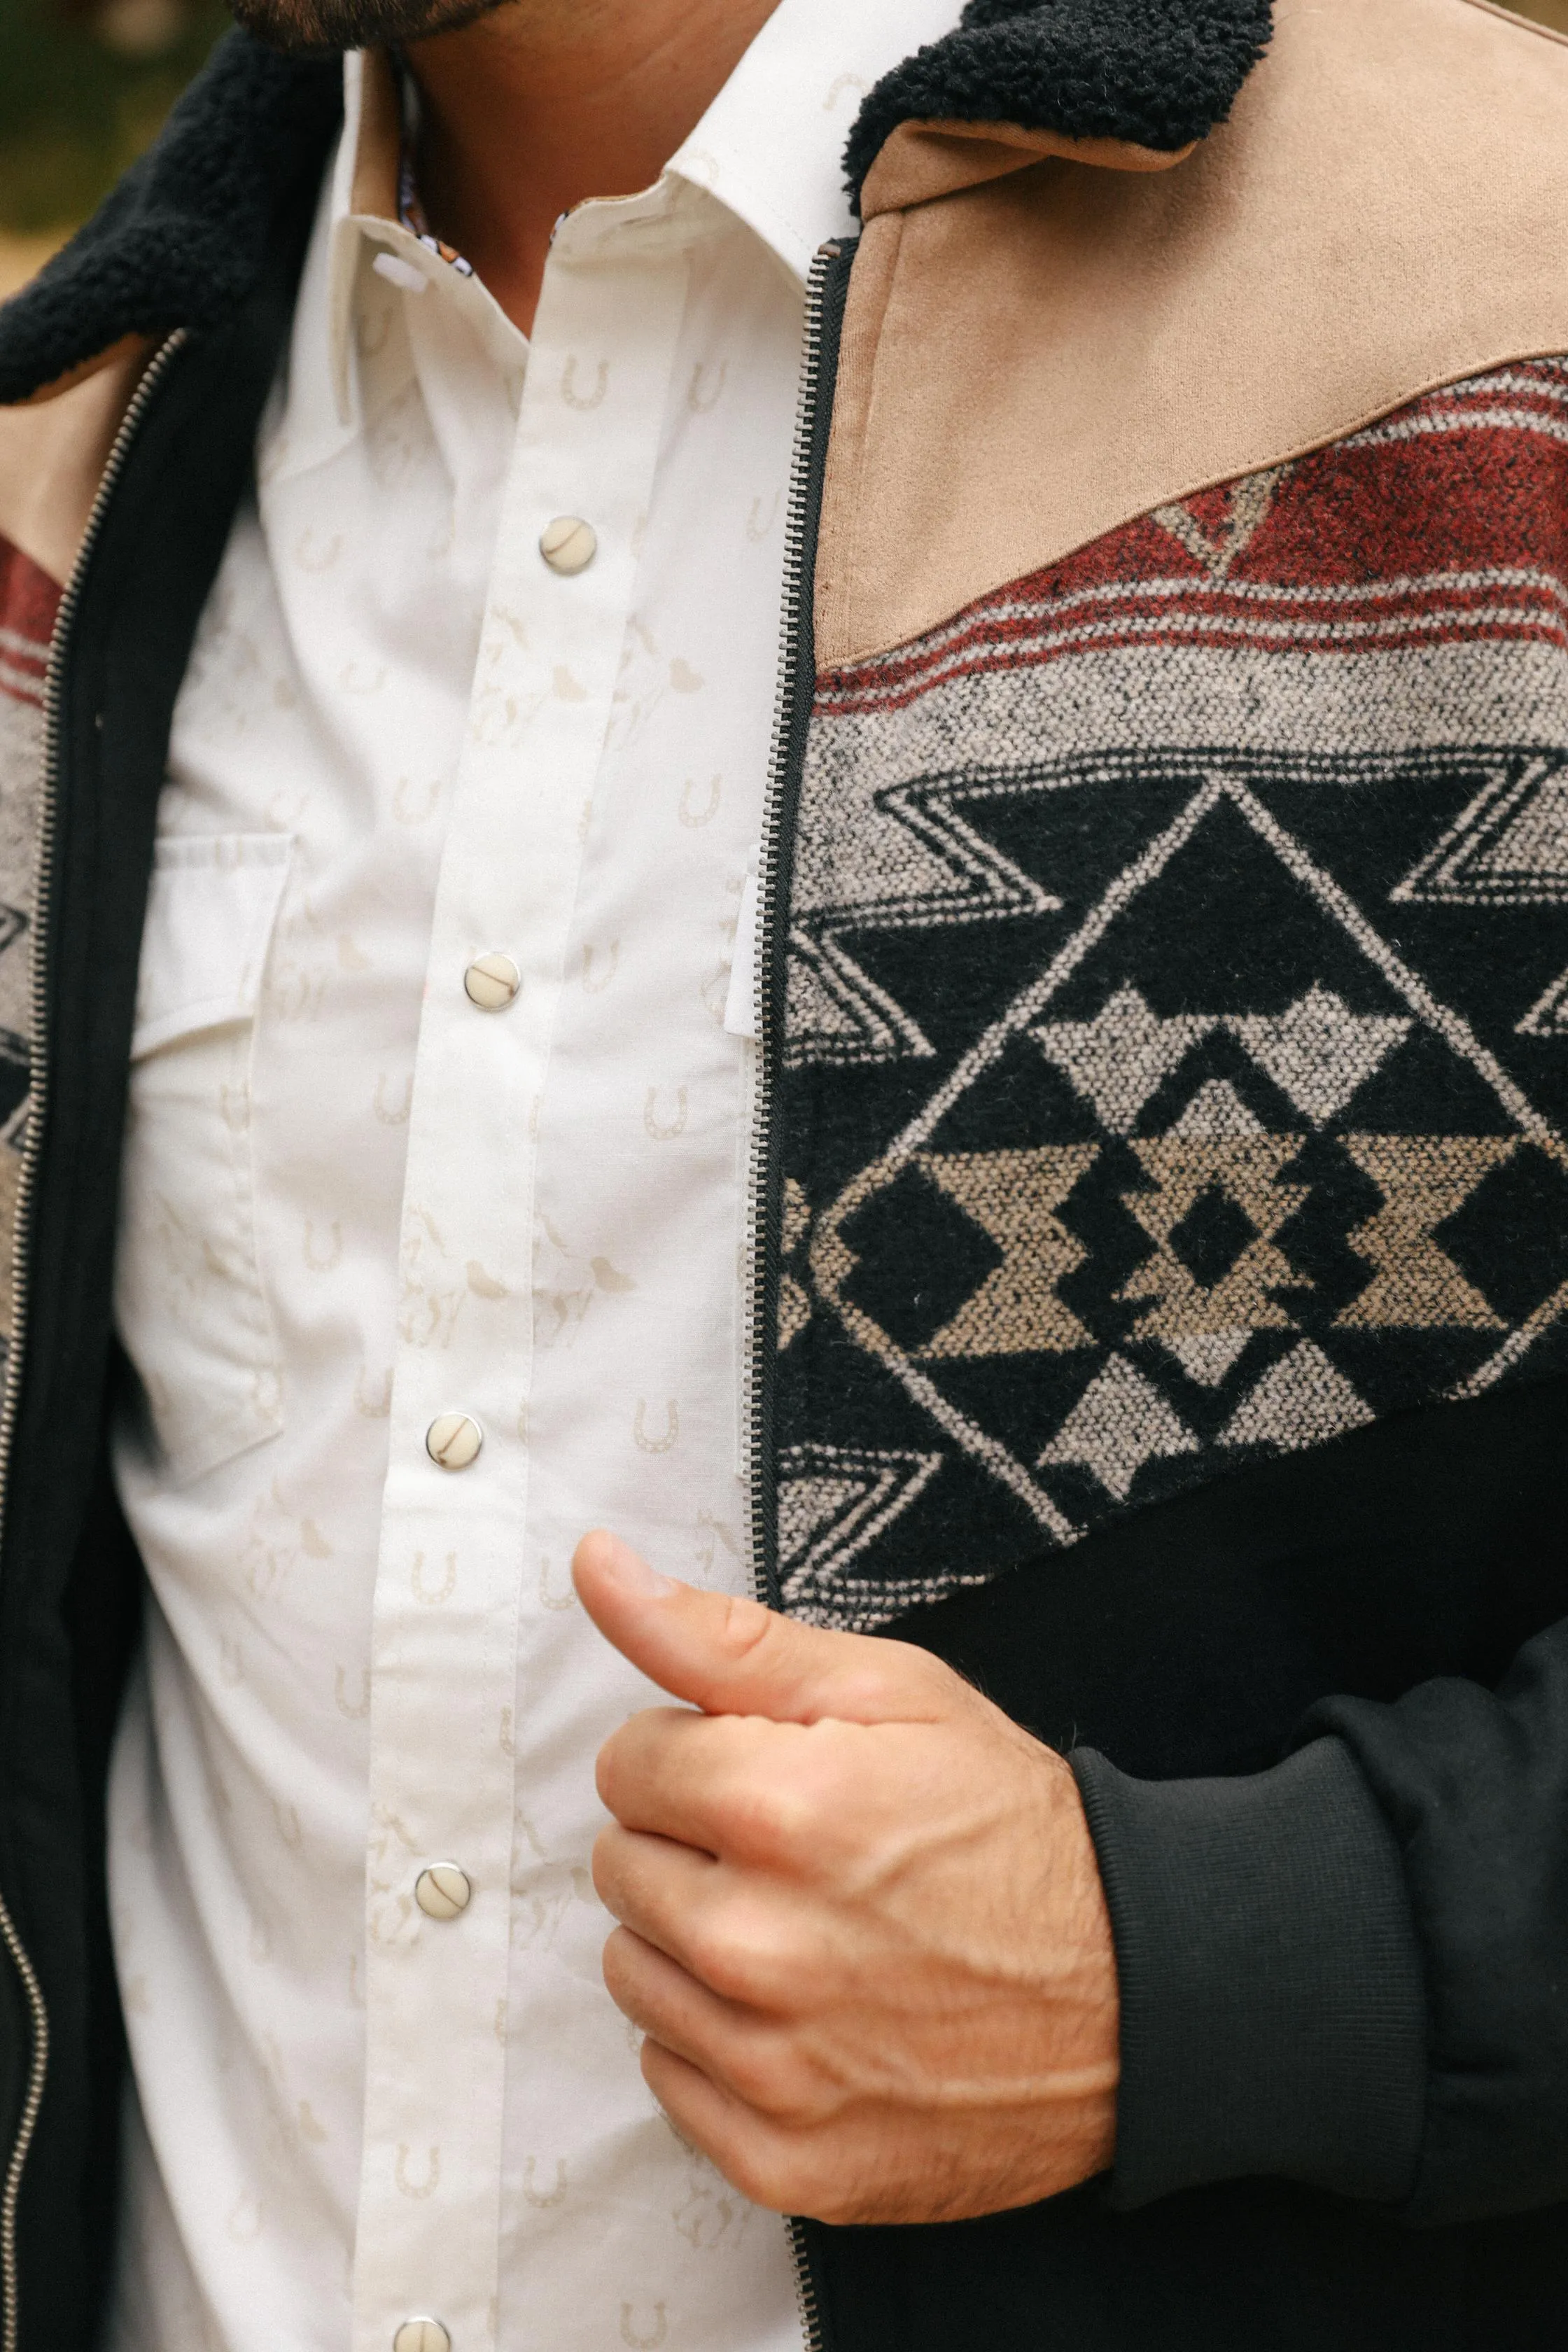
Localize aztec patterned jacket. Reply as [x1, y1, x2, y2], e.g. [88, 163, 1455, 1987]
[5, 1, 1568, 2348]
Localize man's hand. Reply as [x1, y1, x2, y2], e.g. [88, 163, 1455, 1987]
[572, 1529, 1121, 2227]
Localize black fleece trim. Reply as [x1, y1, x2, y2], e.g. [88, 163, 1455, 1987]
[844, 0, 1274, 206]
[1072, 1735, 1426, 2209]
[0, 31, 340, 406]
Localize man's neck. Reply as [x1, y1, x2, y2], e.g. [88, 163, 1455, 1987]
[405, 0, 783, 333]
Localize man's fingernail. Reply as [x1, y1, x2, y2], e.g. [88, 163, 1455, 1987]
[598, 1536, 675, 1597]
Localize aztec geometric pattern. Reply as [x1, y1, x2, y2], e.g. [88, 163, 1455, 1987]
[0, 539, 53, 1359]
[775, 358, 1568, 1627]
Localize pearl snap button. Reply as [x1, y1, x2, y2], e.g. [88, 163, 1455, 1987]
[539, 515, 597, 575]
[463, 952, 521, 1010]
[426, 1412, 482, 1471]
[393, 2320, 450, 2352]
[415, 1863, 472, 1921]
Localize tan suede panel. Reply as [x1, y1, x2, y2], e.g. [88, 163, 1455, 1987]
[818, 0, 1568, 669]
[0, 342, 150, 589]
[814, 211, 906, 661]
[860, 120, 1197, 218]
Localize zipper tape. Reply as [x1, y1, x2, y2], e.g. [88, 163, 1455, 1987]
[745, 235, 856, 2352]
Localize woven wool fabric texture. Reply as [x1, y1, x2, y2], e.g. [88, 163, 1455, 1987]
[774, 358, 1568, 1628]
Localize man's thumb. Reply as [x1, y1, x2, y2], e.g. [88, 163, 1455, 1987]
[570, 1529, 941, 1724]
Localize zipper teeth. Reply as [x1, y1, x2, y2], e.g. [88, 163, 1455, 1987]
[0, 1893, 41, 2352]
[788, 2215, 827, 2352]
[746, 246, 835, 2352]
[0, 328, 186, 2352]
[744, 239, 834, 1609]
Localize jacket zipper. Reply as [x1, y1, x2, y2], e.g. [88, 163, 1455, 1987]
[746, 235, 851, 2352]
[0, 326, 186, 2352]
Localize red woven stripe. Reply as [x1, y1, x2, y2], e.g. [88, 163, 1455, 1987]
[0, 534, 59, 708]
[816, 359, 1568, 718]
[817, 590, 1568, 717]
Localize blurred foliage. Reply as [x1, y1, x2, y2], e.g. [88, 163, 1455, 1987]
[0, 0, 230, 235]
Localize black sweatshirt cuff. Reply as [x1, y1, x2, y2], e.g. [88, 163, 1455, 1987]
[1071, 1735, 1426, 2209]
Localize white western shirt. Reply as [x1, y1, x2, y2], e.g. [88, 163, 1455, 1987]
[102, 5, 958, 2351]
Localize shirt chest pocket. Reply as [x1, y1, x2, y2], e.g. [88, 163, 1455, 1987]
[115, 834, 293, 1485]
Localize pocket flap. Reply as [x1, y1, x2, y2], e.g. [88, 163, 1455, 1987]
[132, 834, 293, 1060]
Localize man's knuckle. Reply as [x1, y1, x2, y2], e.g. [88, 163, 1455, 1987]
[724, 2137, 799, 2213]
[682, 1914, 737, 1993]
[724, 2043, 783, 2112]
[730, 1774, 815, 1863]
[690, 1902, 786, 2001]
[726, 2039, 811, 2122]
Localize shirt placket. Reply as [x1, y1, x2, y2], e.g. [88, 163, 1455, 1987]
[350, 197, 692, 2352]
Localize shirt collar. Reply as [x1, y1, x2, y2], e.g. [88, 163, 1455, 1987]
[665, 0, 963, 286]
[331, 0, 961, 329]
[328, 48, 524, 418]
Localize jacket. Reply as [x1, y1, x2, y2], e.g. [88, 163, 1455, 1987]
[3, 1, 1568, 2347]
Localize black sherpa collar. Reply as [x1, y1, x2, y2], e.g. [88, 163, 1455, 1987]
[0, 1, 1273, 407]
[844, 0, 1274, 202]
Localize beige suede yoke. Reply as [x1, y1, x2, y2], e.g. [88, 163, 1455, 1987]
[816, 0, 1568, 670]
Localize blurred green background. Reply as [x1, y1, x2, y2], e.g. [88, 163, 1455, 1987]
[4, 0, 1568, 298]
[0, 0, 229, 293]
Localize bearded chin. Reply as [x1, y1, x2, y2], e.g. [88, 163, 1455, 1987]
[228, 0, 509, 55]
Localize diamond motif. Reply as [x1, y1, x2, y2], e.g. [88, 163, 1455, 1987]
[1119, 1133, 1308, 1343]
[1169, 1184, 1259, 1291]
